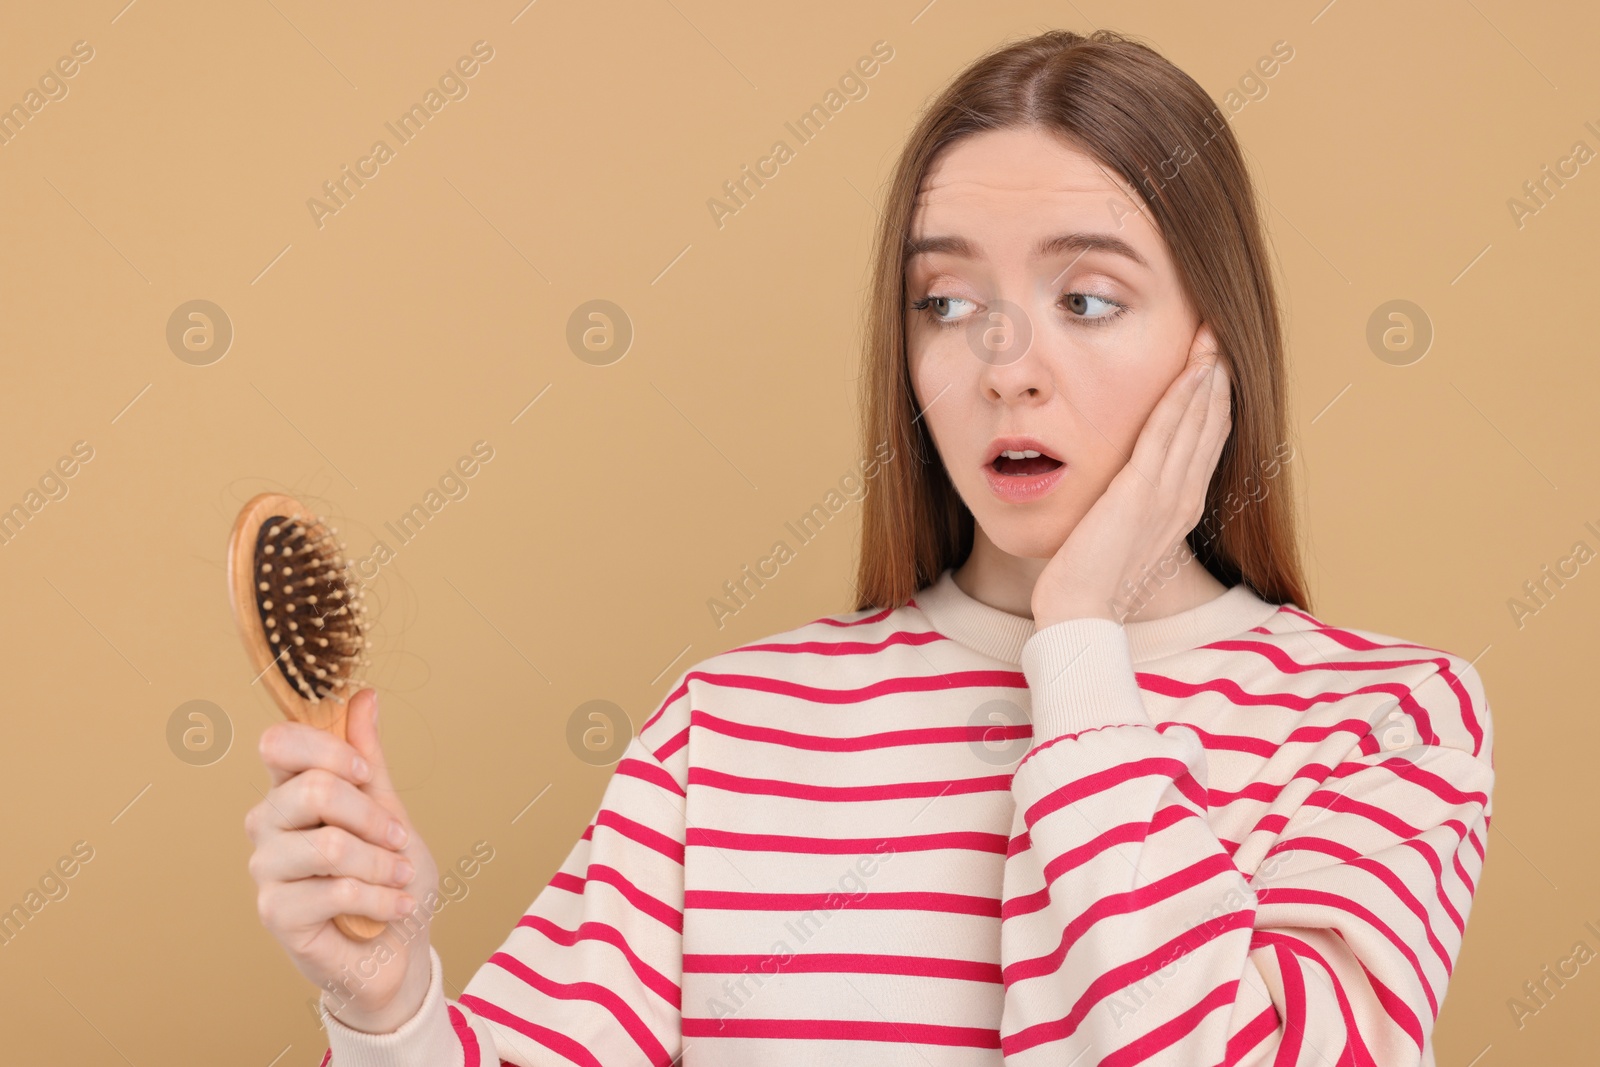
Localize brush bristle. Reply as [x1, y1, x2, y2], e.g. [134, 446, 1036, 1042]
[251, 513, 371, 703]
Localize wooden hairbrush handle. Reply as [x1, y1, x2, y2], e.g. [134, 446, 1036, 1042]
[227, 492, 386, 942]
[316, 700, 391, 943]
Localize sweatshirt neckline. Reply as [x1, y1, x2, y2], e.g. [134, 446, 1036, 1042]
[909, 567, 1282, 666]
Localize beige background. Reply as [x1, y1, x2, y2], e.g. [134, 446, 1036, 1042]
[0, 0, 1593, 1061]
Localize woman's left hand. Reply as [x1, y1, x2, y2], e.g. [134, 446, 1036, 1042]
[1031, 322, 1232, 629]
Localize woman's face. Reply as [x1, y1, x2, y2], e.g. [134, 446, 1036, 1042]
[905, 125, 1204, 560]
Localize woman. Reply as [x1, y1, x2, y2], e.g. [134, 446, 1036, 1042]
[247, 28, 1494, 1066]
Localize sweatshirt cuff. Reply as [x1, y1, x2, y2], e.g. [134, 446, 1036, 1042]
[1021, 617, 1153, 742]
[321, 944, 464, 1067]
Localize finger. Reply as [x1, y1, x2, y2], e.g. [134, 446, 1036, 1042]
[250, 768, 407, 853]
[249, 823, 415, 890]
[257, 875, 415, 934]
[1168, 337, 1231, 486]
[259, 719, 373, 791]
[344, 689, 412, 834]
[1185, 354, 1233, 491]
[1132, 323, 1217, 478]
[1161, 355, 1219, 486]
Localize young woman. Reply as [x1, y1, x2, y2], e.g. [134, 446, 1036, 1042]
[246, 28, 1495, 1066]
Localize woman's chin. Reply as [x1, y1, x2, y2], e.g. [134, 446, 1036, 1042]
[975, 517, 1076, 562]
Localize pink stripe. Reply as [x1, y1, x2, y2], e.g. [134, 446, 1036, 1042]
[1274, 605, 1321, 628]
[655, 725, 688, 762]
[1020, 755, 1195, 820]
[1203, 635, 1451, 680]
[685, 887, 999, 917]
[561, 863, 683, 933]
[689, 707, 1025, 753]
[614, 755, 686, 798]
[1264, 833, 1349, 865]
[548, 870, 584, 895]
[686, 667, 1026, 703]
[1251, 813, 1290, 837]
[690, 766, 1011, 802]
[1377, 752, 1491, 809]
[595, 809, 685, 864]
[516, 914, 681, 1008]
[1352, 948, 1427, 1050]
[683, 950, 1001, 983]
[1401, 837, 1466, 937]
[1003, 805, 1197, 920]
[1177, 718, 1370, 759]
[1002, 908, 1252, 1054]
[681, 1015, 1001, 1048]
[1343, 855, 1454, 977]
[1004, 853, 1241, 983]
[1256, 886, 1435, 1023]
[1273, 615, 1457, 674]
[1270, 941, 1304, 1067]
[1305, 790, 1423, 841]
[688, 827, 1003, 855]
[458, 993, 608, 1067]
[1174, 771, 1210, 810]
[1209, 766, 1329, 809]
[1251, 931, 1379, 1066]
[638, 678, 691, 735]
[1099, 979, 1239, 1066]
[1426, 665, 1485, 756]
[488, 950, 672, 1065]
[731, 628, 948, 656]
[812, 603, 898, 626]
[1455, 836, 1480, 897]
[1220, 1004, 1278, 1067]
[446, 1004, 481, 1067]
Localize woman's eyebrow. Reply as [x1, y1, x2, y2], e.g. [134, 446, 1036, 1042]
[906, 231, 1150, 271]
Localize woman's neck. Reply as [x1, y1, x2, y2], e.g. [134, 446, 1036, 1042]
[952, 526, 1230, 624]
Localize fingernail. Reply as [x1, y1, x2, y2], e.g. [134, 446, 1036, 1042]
[395, 894, 415, 918]
[1192, 360, 1213, 382]
[352, 756, 371, 781]
[371, 691, 380, 728]
[387, 820, 409, 849]
[395, 859, 414, 884]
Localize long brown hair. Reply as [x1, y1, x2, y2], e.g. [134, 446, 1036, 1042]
[853, 28, 1311, 614]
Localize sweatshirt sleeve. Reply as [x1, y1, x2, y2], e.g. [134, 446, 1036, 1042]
[315, 685, 690, 1067]
[1000, 618, 1495, 1067]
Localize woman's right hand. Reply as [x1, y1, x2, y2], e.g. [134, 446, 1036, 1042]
[245, 687, 440, 1033]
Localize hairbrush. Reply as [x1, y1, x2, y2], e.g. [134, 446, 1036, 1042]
[226, 492, 384, 941]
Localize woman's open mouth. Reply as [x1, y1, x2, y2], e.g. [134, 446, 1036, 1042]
[990, 451, 1063, 477]
[982, 443, 1067, 502]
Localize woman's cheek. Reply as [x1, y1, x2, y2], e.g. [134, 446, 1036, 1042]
[1098, 326, 1186, 444]
[906, 337, 935, 408]
[1065, 356, 1148, 454]
[910, 336, 966, 410]
[908, 346, 964, 469]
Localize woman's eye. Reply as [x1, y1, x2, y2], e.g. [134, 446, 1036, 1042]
[912, 295, 975, 327]
[1063, 292, 1124, 322]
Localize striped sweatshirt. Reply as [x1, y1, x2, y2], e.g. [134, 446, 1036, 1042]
[316, 567, 1495, 1067]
